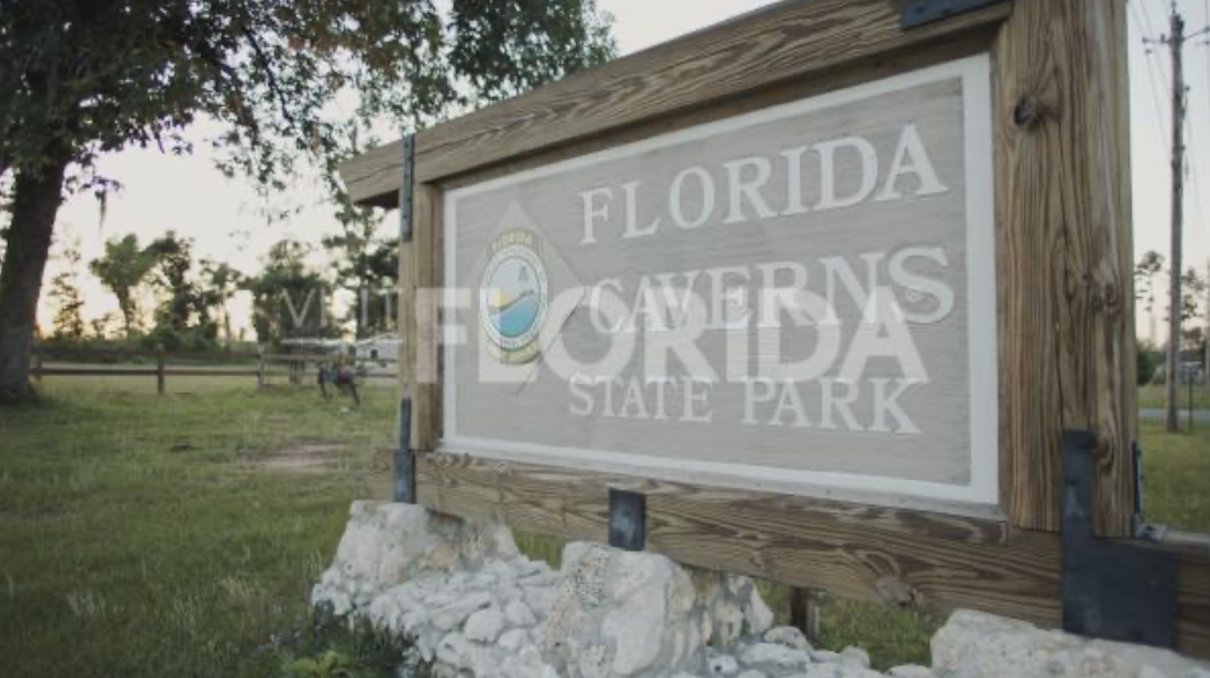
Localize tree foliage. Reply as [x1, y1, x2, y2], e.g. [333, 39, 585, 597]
[243, 239, 336, 350]
[89, 234, 157, 336]
[0, 0, 616, 399]
[200, 260, 245, 342]
[146, 232, 206, 331]
[322, 217, 398, 339]
[1135, 251, 1165, 316]
[49, 239, 86, 340]
[0, 0, 615, 208]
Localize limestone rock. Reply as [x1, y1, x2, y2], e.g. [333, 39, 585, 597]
[840, 646, 871, 669]
[539, 542, 707, 678]
[311, 501, 519, 616]
[708, 653, 740, 676]
[739, 642, 812, 670]
[437, 633, 472, 669]
[504, 599, 536, 627]
[765, 626, 811, 650]
[464, 607, 505, 643]
[744, 593, 775, 637]
[499, 628, 529, 652]
[932, 610, 1210, 678]
[812, 650, 842, 664]
[888, 665, 936, 678]
[431, 592, 492, 631]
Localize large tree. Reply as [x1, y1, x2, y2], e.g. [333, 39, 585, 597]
[200, 260, 245, 343]
[322, 217, 400, 339]
[146, 232, 202, 331]
[244, 239, 335, 350]
[0, 0, 615, 401]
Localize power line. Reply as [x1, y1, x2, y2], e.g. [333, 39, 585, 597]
[1141, 0, 1170, 84]
[1134, 0, 1174, 151]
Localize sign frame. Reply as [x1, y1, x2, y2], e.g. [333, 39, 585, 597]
[440, 55, 1001, 512]
[340, 0, 1210, 659]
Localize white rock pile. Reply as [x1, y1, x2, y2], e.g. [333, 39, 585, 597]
[312, 502, 1210, 678]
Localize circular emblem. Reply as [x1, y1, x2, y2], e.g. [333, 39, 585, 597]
[479, 229, 549, 364]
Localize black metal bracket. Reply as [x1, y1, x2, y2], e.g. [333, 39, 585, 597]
[1061, 430, 1178, 648]
[399, 134, 417, 243]
[395, 397, 415, 504]
[899, 0, 1011, 29]
[608, 489, 646, 552]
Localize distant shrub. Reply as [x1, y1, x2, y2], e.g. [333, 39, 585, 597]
[1139, 345, 1162, 386]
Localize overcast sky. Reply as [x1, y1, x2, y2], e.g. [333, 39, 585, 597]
[40, 0, 1210, 344]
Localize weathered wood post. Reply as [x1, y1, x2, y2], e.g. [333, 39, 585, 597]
[156, 347, 166, 395]
[996, 0, 1136, 537]
[395, 134, 418, 503]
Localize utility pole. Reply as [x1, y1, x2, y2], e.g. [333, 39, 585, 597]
[1164, 6, 1187, 433]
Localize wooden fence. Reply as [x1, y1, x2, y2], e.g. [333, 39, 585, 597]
[32, 346, 396, 394]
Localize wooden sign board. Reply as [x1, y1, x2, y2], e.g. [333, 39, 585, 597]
[341, 0, 1210, 659]
[444, 57, 998, 511]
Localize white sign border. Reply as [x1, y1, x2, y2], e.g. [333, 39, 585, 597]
[442, 54, 1000, 513]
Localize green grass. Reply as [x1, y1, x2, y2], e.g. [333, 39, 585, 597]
[1140, 418, 1210, 533]
[1, 377, 1206, 675]
[1138, 383, 1210, 411]
[0, 378, 401, 678]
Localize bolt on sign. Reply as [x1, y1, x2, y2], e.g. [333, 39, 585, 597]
[444, 57, 997, 511]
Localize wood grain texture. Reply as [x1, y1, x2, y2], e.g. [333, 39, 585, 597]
[398, 240, 415, 392]
[412, 183, 443, 451]
[994, 0, 1136, 535]
[1179, 546, 1210, 658]
[340, 0, 1012, 206]
[417, 449, 1060, 625]
[438, 33, 995, 195]
[417, 450, 1210, 658]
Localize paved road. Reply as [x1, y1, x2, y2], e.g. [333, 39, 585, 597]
[1140, 408, 1210, 423]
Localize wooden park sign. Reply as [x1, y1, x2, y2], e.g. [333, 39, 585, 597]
[342, 0, 1210, 657]
[445, 56, 997, 510]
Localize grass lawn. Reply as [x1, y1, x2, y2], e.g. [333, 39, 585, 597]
[1140, 418, 1210, 533]
[1, 377, 1206, 675]
[1138, 383, 1210, 411]
[0, 377, 402, 678]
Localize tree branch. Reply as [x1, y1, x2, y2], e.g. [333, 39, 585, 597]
[240, 27, 296, 130]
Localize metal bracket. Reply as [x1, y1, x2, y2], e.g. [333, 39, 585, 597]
[395, 397, 415, 504]
[608, 489, 646, 552]
[1061, 430, 1178, 648]
[399, 134, 417, 243]
[899, 0, 1011, 29]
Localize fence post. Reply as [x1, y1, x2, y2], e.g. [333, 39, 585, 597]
[256, 345, 265, 390]
[156, 347, 166, 395]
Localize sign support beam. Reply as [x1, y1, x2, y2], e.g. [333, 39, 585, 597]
[396, 133, 417, 504]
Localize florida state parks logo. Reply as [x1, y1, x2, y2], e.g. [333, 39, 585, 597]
[479, 228, 549, 364]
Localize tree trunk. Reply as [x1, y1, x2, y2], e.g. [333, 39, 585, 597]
[0, 154, 71, 401]
[117, 290, 135, 337]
